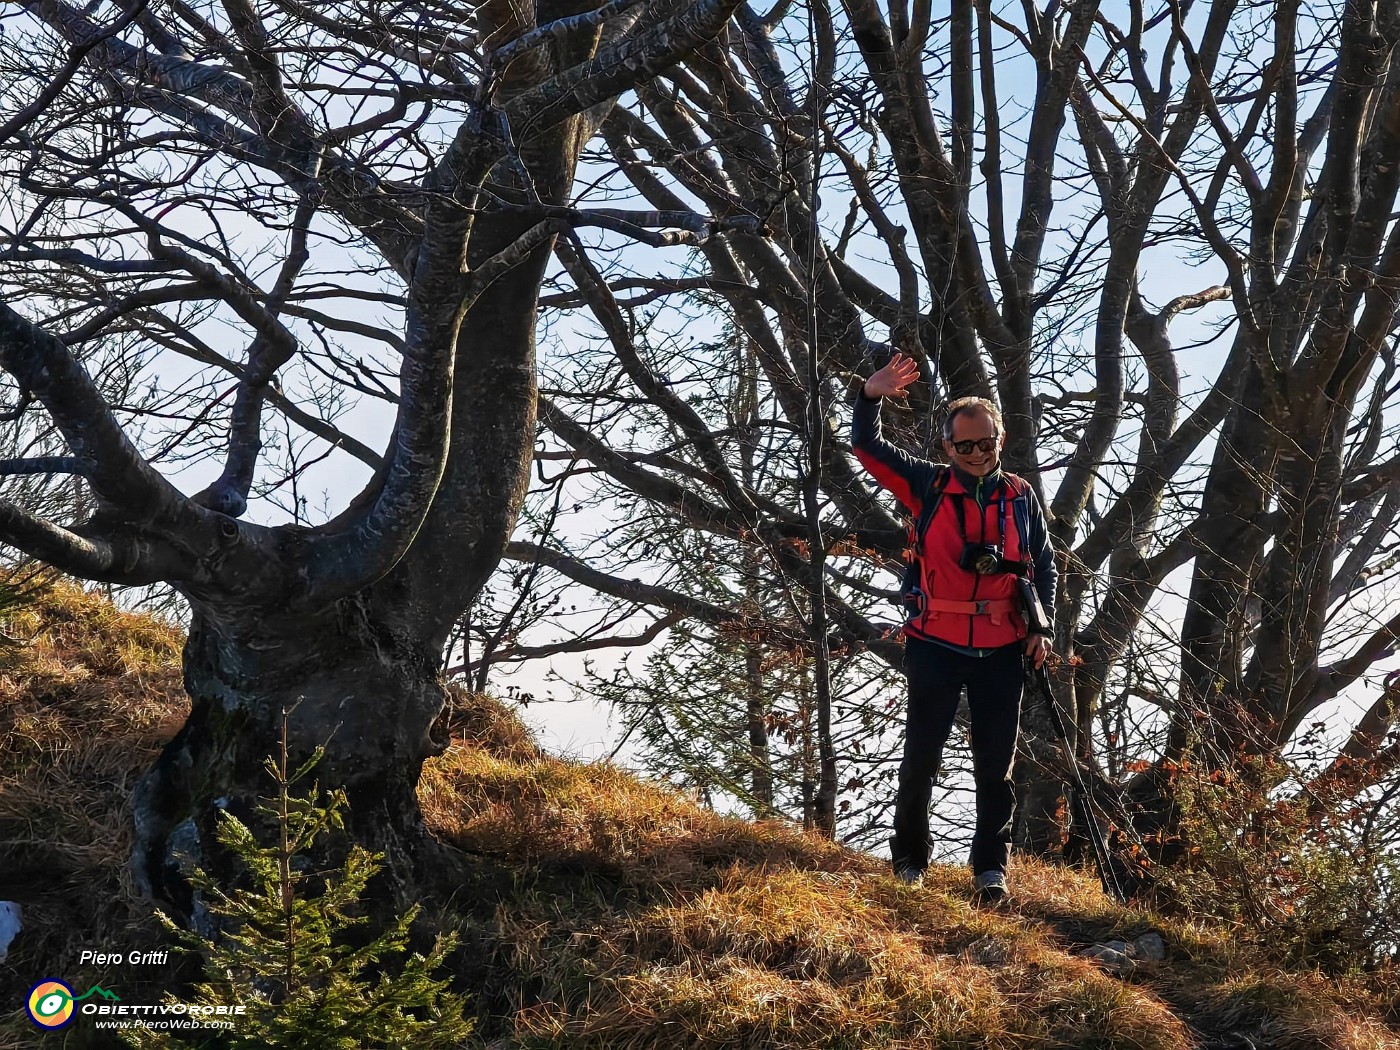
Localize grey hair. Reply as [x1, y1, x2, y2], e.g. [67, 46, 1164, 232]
[941, 397, 1003, 442]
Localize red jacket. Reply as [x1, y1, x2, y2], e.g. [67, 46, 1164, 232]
[852, 392, 1056, 649]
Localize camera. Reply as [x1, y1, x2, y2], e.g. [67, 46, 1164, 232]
[959, 543, 1005, 575]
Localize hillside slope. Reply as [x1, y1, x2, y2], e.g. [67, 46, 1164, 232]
[0, 584, 1397, 1048]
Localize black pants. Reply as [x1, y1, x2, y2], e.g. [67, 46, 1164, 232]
[891, 638, 1023, 874]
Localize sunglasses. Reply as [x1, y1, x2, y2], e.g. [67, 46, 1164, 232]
[949, 436, 998, 455]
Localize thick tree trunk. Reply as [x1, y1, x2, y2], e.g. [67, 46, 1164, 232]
[126, 117, 584, 916]
[0, 0, 765, 925]
[131, 598, 451, 915]
[1176, 358, 1275, 758]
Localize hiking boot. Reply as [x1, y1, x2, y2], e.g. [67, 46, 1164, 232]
[973, 870, 1008, 906]
[893, 862, 924, 887]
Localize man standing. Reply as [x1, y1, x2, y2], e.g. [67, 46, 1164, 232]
[852, 352, 1055, 904]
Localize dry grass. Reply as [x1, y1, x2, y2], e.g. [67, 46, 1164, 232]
[420, 744, 851, 883]
[0, 581, 188, 1044]
[503, 865, 1190, 1049]
[442, 685, 542, 764]
[0, 580, 185, 869]
[420, 735, 1400, 1049]
[0, 583, 1397, 1048]
[426, 775, 1192, 1049]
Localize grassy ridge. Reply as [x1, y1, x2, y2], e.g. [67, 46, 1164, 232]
[421, 729, 1396, 1048]
[0, 584, 1397, 1048]
[0, 582, 183, 1049]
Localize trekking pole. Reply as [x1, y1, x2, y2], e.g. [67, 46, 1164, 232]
[1032, 661, 1127, 904]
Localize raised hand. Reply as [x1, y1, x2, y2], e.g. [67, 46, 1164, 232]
[863, 352, 920, 399]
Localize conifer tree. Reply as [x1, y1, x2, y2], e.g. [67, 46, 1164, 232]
[129, 719, 474, 1049]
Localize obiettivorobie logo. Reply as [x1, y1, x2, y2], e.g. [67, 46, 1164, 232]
[25, 978, 245, 1033]
[25, 979, 120, 1029]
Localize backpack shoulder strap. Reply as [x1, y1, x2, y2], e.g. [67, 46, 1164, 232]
[912, 467, 951, 547]
[1000, 472, 1034, 572]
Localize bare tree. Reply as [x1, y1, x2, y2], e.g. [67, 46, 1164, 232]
[501, 0, 1400, 864]
[0, 0, 747, 903]
[10, 0, 1400, 900]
